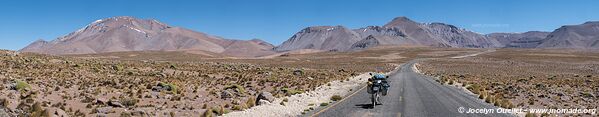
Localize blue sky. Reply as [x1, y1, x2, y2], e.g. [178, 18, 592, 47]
[1, 0, 598, 50]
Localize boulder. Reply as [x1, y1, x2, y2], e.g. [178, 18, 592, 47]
[257, 100, 271, 105]
[293, 70, 303, 76]
[151, 86, 164, 92]
[131, 110, 148, 117]
[221, 90, 233, 99]
[7, 83, 16, 90]
[0, 108, 9, 117]
[108, 100, 123, 108]
[96, 107, 112, 114]
[152, 83, 172, 92]
[95, 98, 108, 105]
[52, 108, 68, 117]
[255, 92, 275, 105]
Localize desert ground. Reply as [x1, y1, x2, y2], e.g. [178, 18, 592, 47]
[0, 46, 480, 117]
[418, 49, 599, 116]
[1, 47, 597, 117]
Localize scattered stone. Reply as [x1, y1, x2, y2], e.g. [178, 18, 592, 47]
[95, 98, 108, 105]
[96, 107, 112, 114]
[256, 92, 275, 105]
[293, 70, 304, 76]
[131, 110, 148, 117]
[0, 108, 9, 117]
[108, 100, 124, 108]
[152, 83, 172, 92]
[50, 108, 68, 117]
[221, 90, 233, 99]
[257, 100, 271, 105]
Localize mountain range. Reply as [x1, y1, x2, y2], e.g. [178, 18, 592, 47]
[20, 16, 275, 57]
[20, 16, 599, 57]
[276, 17, 599, 52]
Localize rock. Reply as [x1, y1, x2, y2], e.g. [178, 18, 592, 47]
[108, 100, 123, 108]
[257, 100, 271, 105]
[151, 86, 164, 92]
[256, 92, 275, 105]
[96, 107, 112, 114]
[0, 108, 9, 117]
[95, 98, 108, 105]
[164, 94, 173, 99]
[585, 79, 593, 83]
[19, 91, 35, 99]
[560, 96, 572, 101]
[581, 92, 595, 99]
[7, 83, 16, 90]
[131, 110, 148, 117]
[293, 70, 304, 76]
[152, 83, 172, 92]
[35, 107, 68, 117]
[221, 90, 233, 99]
[231, 99, 241, 105]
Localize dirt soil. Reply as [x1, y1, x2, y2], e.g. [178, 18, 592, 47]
[0, 47, 479, 116]
[418, 48, 599, 116]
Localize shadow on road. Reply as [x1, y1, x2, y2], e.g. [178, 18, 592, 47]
[355, 104, 374, 109]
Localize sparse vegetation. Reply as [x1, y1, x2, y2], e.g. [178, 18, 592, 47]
[120, 97, 139, 107]
[420, 49, 599, 115]
[330, 95, 342, 101]
[225, 84, 246, 95]
[15, 80, 31, 91]
[232, 105, 243, 111]
[203, 108, 213, 117]
[0, 47, 506, 116]
[281, 88, 304, 96]
[158, 82, 179, 94]
[245, 97, 256, 108]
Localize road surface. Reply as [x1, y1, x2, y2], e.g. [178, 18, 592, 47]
[310, 59, 513, 117]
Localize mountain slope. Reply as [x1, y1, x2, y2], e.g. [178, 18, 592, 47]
[486, 31, 550, 48]
[275, 17, 502, 52]
[221, 39, 276, 57]
[273, 26, 362, 51]
[537, 21, 599, 49]
[382, 17, 502, 48]
[20, 16, 274, 57]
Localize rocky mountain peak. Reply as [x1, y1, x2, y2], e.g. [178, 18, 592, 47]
[54, 16, 171, 42]
[391, 16, 414, 23]
[298, 26, 346, 33]
[583, 21, 599, 25]
[384, 16, 418, 27]
[20, 16, 275, 57]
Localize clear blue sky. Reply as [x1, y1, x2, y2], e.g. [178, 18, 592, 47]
[1, 0, 598, 50]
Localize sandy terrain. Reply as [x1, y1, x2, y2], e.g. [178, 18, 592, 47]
[222, 73, 372, 117]
[418, 49, 599, 116]
[0, 47, 482, 117]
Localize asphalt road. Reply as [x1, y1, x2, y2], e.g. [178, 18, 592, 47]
[310, 60, 513, 117]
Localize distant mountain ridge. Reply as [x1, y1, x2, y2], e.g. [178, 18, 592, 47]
[486, 31, 551, 48]
[20, 16, 599, 57]
[276, 16, 599, 52]
[20, 16, 275, 57]
[537, 21, 599, 49]
[276, 17, 503, 52]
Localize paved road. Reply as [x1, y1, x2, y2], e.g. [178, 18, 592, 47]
[311, 60, 513, 117]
